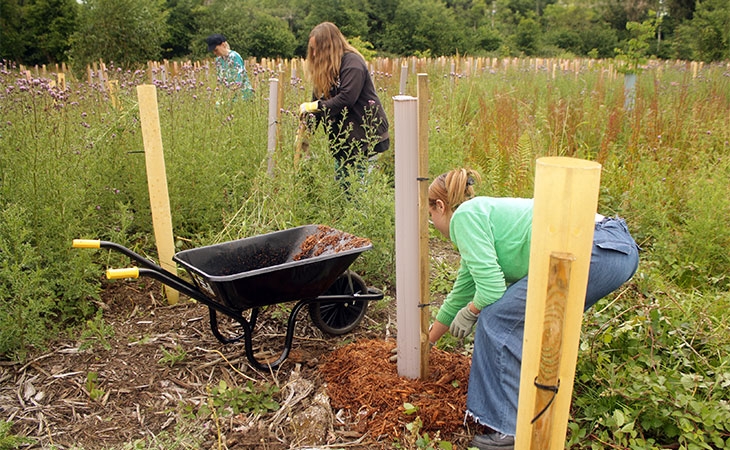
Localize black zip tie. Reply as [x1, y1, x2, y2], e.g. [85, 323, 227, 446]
[417, 177, 430, 181]
[417, 302, 436, 308]
[531, 378, 560, 424]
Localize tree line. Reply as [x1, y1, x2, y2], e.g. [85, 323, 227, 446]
[1, 0, 728, 72]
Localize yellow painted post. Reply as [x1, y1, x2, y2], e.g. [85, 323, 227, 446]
[417, 73, 430, 378]
[136, 85, 179, 305]
[515, 157, 601, 449]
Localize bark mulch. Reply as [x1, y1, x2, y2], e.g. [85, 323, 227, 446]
[321, 339, 474, 444]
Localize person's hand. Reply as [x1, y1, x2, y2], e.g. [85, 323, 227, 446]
[449, 306, 478, 338]
[299, 101, 319, 115]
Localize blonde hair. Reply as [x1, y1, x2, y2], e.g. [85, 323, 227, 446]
[306, 22, 364, 99]
[428, 168, 481, 211]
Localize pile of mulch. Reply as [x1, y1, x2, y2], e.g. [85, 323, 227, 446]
[321, 339, 472, 442]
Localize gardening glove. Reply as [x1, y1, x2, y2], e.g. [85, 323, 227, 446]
[449, 306, 478, 339]
[299, 101, 319, 115]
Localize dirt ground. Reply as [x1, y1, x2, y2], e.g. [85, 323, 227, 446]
[0, 239, 484, 449]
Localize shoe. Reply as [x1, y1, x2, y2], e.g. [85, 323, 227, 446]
[469, 432, 515, 450]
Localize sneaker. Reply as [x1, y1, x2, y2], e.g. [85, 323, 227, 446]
[469, 432, 515, 450]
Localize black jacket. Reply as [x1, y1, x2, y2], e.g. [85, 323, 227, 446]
[312, 52, 390, 161]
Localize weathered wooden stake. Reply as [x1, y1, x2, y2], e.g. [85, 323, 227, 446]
[530, 252, 573, 449]
[107, 80, 119, 109]
[136, 85, 179, 305]
[57, 72, 66, 91]
[515, 157, 601, 449]
[417, 73, 430, 378]
[267, 78, 279, 177]
[399, 62, 408, 95]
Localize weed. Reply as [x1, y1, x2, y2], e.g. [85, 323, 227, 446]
[209, 380, 280, 417]
[85, 372, 105, 402]
[0, 420, 35, 449]
[78, 311, 114, 351]
[158, 345, 187, 367]
[395, 403, 456, 450]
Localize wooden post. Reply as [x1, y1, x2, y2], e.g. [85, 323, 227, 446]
[267, 78, 279, 177]
[530, 252, 573, 449]
[515, 157, 601, 449]
[136, 85, 179, 305]
[399, 62, 408, 95]
[394, 95, 421, 379]
[107, 80, 119, 109]
[277, 67, 284, 148]
[57, 72, 66, 91]
[417, 74, 430, 378]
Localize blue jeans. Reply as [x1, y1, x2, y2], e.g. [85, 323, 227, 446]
[465, 217, 639, 435]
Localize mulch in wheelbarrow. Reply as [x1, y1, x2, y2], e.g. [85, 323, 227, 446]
[320, 339, 472, 442]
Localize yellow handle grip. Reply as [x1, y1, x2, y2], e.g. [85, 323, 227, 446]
[106, 268, 140, 279]
[73, 239, 101, 248]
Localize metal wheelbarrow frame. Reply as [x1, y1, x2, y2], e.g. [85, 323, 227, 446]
[73, 225, 384, 370]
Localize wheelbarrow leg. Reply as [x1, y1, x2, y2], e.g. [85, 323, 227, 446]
[208, 307, 259, 345]
[207, 301, 309, 371]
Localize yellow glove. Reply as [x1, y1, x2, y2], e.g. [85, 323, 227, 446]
[299, 101, 319, 115]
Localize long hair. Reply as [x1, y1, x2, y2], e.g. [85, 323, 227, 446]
[306, 22, 364, 99]
[428, 168, 482, 211]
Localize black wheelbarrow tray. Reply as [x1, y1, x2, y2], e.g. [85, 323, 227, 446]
[73, 224, 383, 370]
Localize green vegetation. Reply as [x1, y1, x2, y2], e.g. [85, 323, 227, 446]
[208, 380, 280, 416]
[2, 0, 730, 68]
[1, 56, 729, 448]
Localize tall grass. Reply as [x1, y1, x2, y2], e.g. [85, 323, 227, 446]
[1, 57, 729, 447]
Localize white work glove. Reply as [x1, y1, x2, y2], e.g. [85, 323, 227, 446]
[299, 101, 319, 115]
[449, 306, 478, 339]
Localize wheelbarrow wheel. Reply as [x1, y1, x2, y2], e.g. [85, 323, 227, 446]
[309, 271, 368, 335]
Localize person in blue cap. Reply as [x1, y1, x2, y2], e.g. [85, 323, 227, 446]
[206, 33, 253, 101]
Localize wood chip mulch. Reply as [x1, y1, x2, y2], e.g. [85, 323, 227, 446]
[320, 339, 472, 442]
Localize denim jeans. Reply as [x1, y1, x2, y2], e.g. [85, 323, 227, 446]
[465, 217, 640, 435]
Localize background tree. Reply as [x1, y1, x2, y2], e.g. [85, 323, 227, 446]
[381, 0, 465, 56]
[196, 0, 296, 59]
[0, 0, 25, 63]
[246, 10, 297, 59]
[69, 0, 169, 70]
[362, 0, 399, 51]
[675, 0, 729, 61]
[513, 14, 541, 55]
[300, 0, 370, 47]
[162, 0, 204, 60]
[26, 0, 78, 65]
[543, 3, 618, 58]
[4, 0, 730, 68]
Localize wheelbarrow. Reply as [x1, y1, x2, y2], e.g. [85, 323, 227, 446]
[73, 224, 384, 370]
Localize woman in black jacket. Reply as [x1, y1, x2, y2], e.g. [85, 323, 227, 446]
[299, 22, 390, 183]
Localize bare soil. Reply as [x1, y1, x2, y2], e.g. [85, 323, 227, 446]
[0, 239, 481, 449]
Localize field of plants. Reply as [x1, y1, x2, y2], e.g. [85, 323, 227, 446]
[1, 56, 729, 448]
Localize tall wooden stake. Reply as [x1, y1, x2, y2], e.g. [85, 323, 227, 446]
[136, 85, 179, 305]
[267, 78, 279, 177]
[417, 74, 430, 378]
[515, 157, 601, 449]
[530, 252, 573, 449]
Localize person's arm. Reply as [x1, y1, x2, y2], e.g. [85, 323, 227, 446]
[429, 320, 449, 345]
